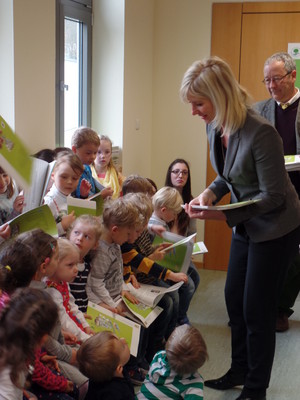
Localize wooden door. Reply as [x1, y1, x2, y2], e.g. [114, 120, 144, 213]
[205, 1, 300, 270]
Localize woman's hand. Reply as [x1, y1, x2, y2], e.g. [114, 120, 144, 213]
[184, 188, 225, 220]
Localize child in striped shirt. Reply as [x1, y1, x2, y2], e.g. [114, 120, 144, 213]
[137, 324, 208, 399]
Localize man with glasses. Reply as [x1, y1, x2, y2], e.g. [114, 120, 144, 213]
[255, 52, 300, 332]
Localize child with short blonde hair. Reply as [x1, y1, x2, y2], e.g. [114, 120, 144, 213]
[138, 324, 208, 399]
[77, 331, 135, 399]
[149, 186, 183, 229]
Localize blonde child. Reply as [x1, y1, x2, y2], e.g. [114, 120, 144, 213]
[77, 331, 135, 400]
[43, 152, 85, 236]
[47, 238, 94, 343]
[92, 135, 124, 199]
[86, 197, 140, 314]
[68, 215, 102, 313]
[0, 166, 24, 225]
[149, 186, 197, 325]
[0, 288, 59, 400]
[137, 324, 208, 399]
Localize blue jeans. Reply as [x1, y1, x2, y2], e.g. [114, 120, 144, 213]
[177, 262, 200, 322]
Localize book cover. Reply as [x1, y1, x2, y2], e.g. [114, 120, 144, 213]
[121, 297, 163, 328]
[125, 281, 183, 308]
[152, 231, 194, 274]
[0, 115, 33, 191]
[284, 155, 300, 171]
[67, 191, 104, 217]
[86, 302, 140, 357]
[190, 198, 261, 211]
[192, 241, 208, 255]
[9, 204, 58, 237]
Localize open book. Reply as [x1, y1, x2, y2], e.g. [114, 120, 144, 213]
[284, 155, 300, 171]
[0, 115, 33, 191]
[86, 302, 140, 357]
[8, 204, 58, 237]
[67, 191, 104, 217]
[120, 296, 163, 328]
[152, 231, 195, 274]
[190, 198, 261, 211]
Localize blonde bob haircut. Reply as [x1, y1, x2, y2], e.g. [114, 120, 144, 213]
[152, 186, 183, 215]
[180, 56, 252, 136]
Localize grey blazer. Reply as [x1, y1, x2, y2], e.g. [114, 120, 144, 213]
[254, 98, 300, 154]
[207, 109, 300, 242]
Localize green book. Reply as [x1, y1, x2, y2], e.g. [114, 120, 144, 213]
[9, 204, 58, 237]
[121, 296, 163, 328]
[67, 191, 104, 217]
[0, 115, 33, 190]
[87, 302, 140, 357]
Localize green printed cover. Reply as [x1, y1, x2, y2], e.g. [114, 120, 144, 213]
[153, 235, 190, 273]
[9, 204, 58, 237]
[87, 302, 140, 357]
[67, 194, 104, 217]
[0, 115, 33, 190]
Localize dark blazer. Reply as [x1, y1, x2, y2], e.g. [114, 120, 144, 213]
[207, 109, 300, 242]
[254, 98, 300, 154]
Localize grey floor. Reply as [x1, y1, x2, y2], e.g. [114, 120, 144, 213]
[188, 269, 300, 400]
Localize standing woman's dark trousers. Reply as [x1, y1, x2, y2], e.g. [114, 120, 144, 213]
[225, 224, 300, 391]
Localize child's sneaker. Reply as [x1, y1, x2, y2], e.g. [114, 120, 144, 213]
[127, 365, 145, 386]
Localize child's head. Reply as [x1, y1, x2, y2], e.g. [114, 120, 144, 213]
[17, 229, 59, 280]
[0, 166, 14, 198]
[166, 324, 208, 376]
[0, 287, 58, 387]
[123, 192, 152, 243]
[52, 152, 84, 196]
[0, 235, 40, 294]
[77, 331, 130, 382]
[152, 186, 183, 223]
[122, 174, 154, 196]
[68, 215, 101, 260]
[54, 238, 80, 283]
[95, 135, 113, 171]
[71, 126, 100, 166]
[102, 198, 140, 245]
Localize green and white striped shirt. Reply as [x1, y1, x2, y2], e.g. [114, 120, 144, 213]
[136, 351, 204, 399]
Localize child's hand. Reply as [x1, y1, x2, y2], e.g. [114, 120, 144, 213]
[79, 179, 91, 198]
[128, 274, 140, 289]
[84, 313, 92, 320]
[116, 301, 128, 315]
[149, 243, 171, 261]
[65, 381, 74, 393]
[61, 211, 76, 230]
[122, 290, 139, 305]
[62, 330, 78, 345]
[84, 326, 95, 335]
[13, 193, 25, 213]
[98, 302, 118, 314]
[100, 186, 113, 199]
[41, 354, 60, 372]
[168, 271, 188, 284]
[150, 224, 166, 237]
[0, 223, 11, 240]
[70, 348, 77, 365]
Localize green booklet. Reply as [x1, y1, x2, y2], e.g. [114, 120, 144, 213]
[121, 296, 163, 328]
[86, 302, 141, 357]
[190, 198, 261, 211]
[67, 192, 104, 217]
[9, 204, 58, 237]
[152, 231, 195, 273]
[0, 115, 33, 190]
[284, 155, 300, 171]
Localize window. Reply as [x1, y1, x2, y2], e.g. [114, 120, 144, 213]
[56, 0, 92, 147]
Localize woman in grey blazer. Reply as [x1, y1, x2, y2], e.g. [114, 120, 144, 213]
[180, 56, 300, 400]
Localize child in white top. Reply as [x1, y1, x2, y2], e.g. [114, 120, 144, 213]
[92, 135, 124, 199]
[0, 166, 24, 225]
[46, 238, 94, 343]
[43, 152, 88, 236]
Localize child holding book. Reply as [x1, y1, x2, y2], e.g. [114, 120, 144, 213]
[77, 331, 135, 400]
[137, 324, 208, 399]
[47, 238, 94, 343]
[0, 288, 59, 400]
[43, 152, 86, 236]
[92, 135, 124, 199]
[149, 186, 197, 325]
[0, 166, 24, 225]
[68, 215, 102, 313]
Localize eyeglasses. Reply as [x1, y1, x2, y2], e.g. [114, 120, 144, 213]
[262, 71, 292, 85]
[171, 169, 188, 176]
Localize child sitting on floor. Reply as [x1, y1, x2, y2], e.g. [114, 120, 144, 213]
[137, 324, 208, 399]
[77, 331, 135, 400]
[47, 238, 94, 343]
